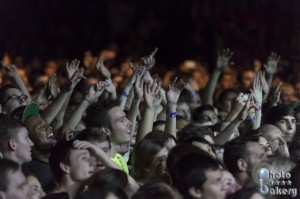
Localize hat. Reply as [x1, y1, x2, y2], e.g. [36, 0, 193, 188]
[22, 102, 40, 123]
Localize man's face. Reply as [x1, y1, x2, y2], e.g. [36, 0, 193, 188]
[108, 107, 132, 145]
[3, 88, 28, 115]
[14, 127, 34, 164]
[246, 142, 267, 175]
[177, 102, 191, 122]
[4, 170, 30, 199]
[68, 149, 95, 182]
[275, 116, 296, 142]
[90, 141, 110, 172]
[242, 70, 254, 90]
[196, 110, 218, 126]
[221, 170, 240, 197]
[25, 116, 56, 153]
[201, 169, 226, 199]
[261, 126, 284, 153]
[258, 136, 272, 156]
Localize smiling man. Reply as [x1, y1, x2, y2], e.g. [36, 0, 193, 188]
[0, 118, 34, 165]
[85, 99, 132, 174]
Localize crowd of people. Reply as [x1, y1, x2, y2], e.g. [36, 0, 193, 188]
[0, 45, 299, 199]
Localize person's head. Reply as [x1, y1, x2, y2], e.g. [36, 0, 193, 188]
[0, 84, 28, 115]
[77, 128, 111, 171]
[223, 135, 267, 177]
[192, 105, 218, 126]
[24, 172, 45, 199]
[131, 138, 169, 184]
[85, 100, 132, 148]
[280, 82, 296, 103]
[221, 170, 240, 197]
[264, 105, 296, 143]
[177, 124, 215, 144]
[0, 159, 30, 199]
[176, 101, 191, 122]
[182, 137, 216, 159]
[258, 136, 272, 156]
[144, 130, 176, 152]
[0, 118, 34, 164]
[75, 182, 128, 199]
[226, 187, 266, 199]
[132, 182, 178, 199]
[168, 151, 225, 199]
[152, 121, 166, 132]
[241, 69, 254, 90]
[257, 124, 284, 154]
[25, 115, 55, 153]
[217, 89, 239, 113]
[49, 141, 95, 184]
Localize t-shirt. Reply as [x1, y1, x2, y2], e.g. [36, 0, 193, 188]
[110, 153, 129, 174]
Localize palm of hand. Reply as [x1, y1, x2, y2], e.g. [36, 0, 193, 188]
[166, 88, 180, 104]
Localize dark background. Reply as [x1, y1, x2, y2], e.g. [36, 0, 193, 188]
[0, 0, 299, 70]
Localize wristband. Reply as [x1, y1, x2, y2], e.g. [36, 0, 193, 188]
[167, 112, 177, 118]
[84, 98, 91, 104]
[122, 92, 129, 97]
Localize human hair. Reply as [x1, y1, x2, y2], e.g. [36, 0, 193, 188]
[153, 121, 166, 129]
[168, 151, 220, 198]
[144, 130, 176, 146]
[85, 99, 119, 129]
[177, 124, 214, 143]
[192, 104, 215, 122]
[264, 105, 295, 124]
[226, 187, 259, 199]
[223, 135, 259, 175]
[48, 140, 74, 183]
[131, 138, 165, 180]
[132, 182, 176, 199]
[217, 88, 239, 104]
[0, 159, 20, 191]
[75, 181, 128, 199]
[0, 84, 17, 105]
[182, 137, 213, 149]
[76, 127, 111, 149]
[0, 117, 24, 152]
[10, 105, 26, 120]
[86, 168, 129, 191]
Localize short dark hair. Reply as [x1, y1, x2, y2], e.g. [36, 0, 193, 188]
[0, 159, 20, 191]
[223, 135, 259, 175]
[177, 124, 213, 143]
[48, 141, 74, 183]
[0, 84, 17, 105]
[144, 130, 176, 145]
[169, 152, 220, 198]
[132, 182, 175, 199]
[264, 105, 295, 124]
[0, 118, 24, 152]
[192, 105, 215, 122]
[85, 99, 119, 129]
[76, 127, 111, 149]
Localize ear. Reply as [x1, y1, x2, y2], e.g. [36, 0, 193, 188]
[101, 127, 111, 136]
[188, 186, 202, 199]
[59, 162, 70, 174]
[8, 139, 17, 151]
[0, 191, 6, 199]
[237, 158, 247, 172]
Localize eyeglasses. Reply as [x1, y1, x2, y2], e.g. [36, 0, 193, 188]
[3, 94, 28, 104]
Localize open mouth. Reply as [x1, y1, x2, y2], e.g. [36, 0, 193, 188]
[47, 133, 57, 144]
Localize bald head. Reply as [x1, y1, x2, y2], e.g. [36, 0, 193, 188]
[258, 124, 284, 138]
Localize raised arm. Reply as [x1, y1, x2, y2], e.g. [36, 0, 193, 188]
[164, 77, 186, 138]
[250, 71, 263, 129]
[204, 48, 233, 105]
[264, 52, 280, 89]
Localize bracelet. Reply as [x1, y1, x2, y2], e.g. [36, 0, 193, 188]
[167, 112, 177, 118]
[122, 92, 129, 97]
[84, 98, 91, 104]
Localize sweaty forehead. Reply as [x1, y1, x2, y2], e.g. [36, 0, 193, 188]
[108, 106, 126, 119]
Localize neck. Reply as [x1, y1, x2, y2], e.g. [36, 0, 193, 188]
[32, 148, 50, 163]
[57, 177, 80, 199]
[235, 172, 255, 188]
[3, 152, 22, 165]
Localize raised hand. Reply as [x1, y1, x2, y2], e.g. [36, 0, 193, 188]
[68, 68, 87, 91]
[251, 71, 263, 105]
[139, 48, 158, 71]
[264, 52, 280, 75]
[134, 71, 144, 99]
[48, 74, 60, 99]
[143, 79, 161, 108]
[270, 82, 283, 106]
[216, 48, 233, 70]
[104, 78, 116, 95]
[230, 93, 247, 113]
[95, 58, 111, 79]
[85, 81, 109, 103]
[2, 64, 19, 78]
[166, 77, 186, 104]
[259, 70, 269, 100]
[66, 59, 80, 79]
[277, 136, 290, 158]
